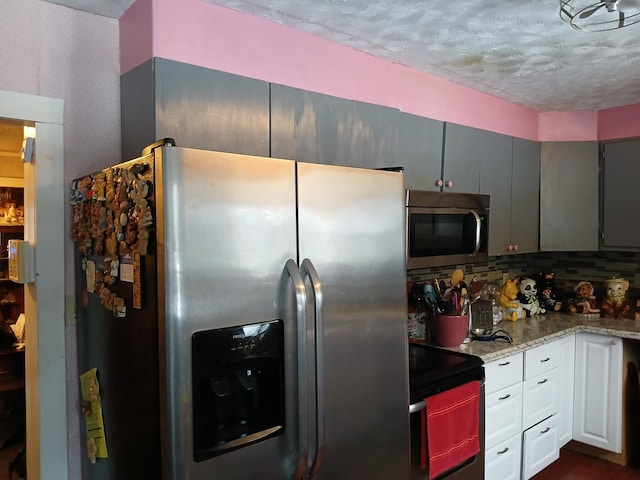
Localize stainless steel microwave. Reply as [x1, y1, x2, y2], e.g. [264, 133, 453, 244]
[406, 191, 490, 269]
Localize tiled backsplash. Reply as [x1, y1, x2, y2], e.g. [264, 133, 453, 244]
[407, 251, 640, 303]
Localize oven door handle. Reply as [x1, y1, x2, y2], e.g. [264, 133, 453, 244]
[409, 400, 426, 414]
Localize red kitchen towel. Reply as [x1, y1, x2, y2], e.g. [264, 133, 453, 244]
[421, 380, 480, 479]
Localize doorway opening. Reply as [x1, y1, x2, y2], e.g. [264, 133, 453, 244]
[0, 89, 67, 479]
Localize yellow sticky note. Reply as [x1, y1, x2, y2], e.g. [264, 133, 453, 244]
[80, 368, 108, 462]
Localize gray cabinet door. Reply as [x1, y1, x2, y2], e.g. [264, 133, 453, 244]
[271, 85, 401, 169]
[477, 132, 514, 256]
[121, 59, 270, 160]
[272, 86, 445, 188]
[271, 85, 355, 166]
[601, 140, 640, 249]
[444, 124, 510, 196]
[442, 123, 484, 193]
[398, 113, 444, 191]
[540, 142, 599, 251]
[444, 123, 518, 255]
[510, 138, 540, 254]
[154, 59, 270, 157]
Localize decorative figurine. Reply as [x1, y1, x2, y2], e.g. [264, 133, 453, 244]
[536, 271, 563, 312]
[568, 281, 600, 315]
[499, 278, 526, 321]
[601, 277, 634, 319]
[517, 277, 546, 316]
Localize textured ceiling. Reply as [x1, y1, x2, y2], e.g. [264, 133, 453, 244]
[43, 0, 640, 111]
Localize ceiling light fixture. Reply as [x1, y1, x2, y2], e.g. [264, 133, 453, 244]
[560, 0, 640, 30]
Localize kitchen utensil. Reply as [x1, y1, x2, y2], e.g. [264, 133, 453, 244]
[451, 269, 465, 288]
[472, 329, 512, 343]
[431, 314, 469, 347]
[470, 300, 493, 337]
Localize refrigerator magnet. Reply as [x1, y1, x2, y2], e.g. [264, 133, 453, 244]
[132, 253, 142, 309]
[86, 260, 96, 293]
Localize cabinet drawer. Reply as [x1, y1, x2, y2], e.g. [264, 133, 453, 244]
[522, 367, 559, 431]
[485, 432, 522, 480]
[522, 414, 559, 480]
[485, 383, 523, 449]
[524, 340, 560, 380]
[485, 352, 523, 395]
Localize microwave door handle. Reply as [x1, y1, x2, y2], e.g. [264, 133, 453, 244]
[469, 209, 481, 257]
[283, 259, 310, 480]
[300, 258, 325, 479]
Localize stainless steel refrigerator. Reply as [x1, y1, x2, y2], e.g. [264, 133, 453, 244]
[72, 144, 409, 479]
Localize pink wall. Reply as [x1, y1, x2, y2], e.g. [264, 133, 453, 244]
[120, 0, 640, 142]
[599, 104, 640, 140]
[538, 111, 599, 141]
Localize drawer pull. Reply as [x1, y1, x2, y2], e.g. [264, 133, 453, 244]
[498, 394, 511, 401]
[540, 426, 551, 434]
[540, 357, 551, 363]
[498, 361, 511, 366]
[538, 378, 548, 384]
[497, 447, 509, 455]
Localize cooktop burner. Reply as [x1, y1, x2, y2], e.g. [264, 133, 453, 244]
[409, 342, 484, 403]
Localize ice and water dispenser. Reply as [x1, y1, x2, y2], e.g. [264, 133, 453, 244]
[192, 320, 285, 461]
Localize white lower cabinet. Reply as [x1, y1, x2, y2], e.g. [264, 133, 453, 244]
[522, 367, 559, 431]
[486, 433, 522, 480]
[485, 382, 522, 449]
[485, 337, 569, 480]
[558, 335, 575, 447]
[521, 340, 562, 479]
[484, 352, 524, 480]
[522, 415, 559, 479]
[572, 332, 623, 453]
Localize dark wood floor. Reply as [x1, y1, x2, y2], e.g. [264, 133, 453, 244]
[533, 448, 640, 480]
[0, 442, 639, 480]
[0, 430, 24, 480]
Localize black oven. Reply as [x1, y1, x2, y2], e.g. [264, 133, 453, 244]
[409, 343, 485, 479]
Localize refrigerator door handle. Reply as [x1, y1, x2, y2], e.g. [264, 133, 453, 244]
[300, 258, 325, 479]
[283, 259, 310, 480]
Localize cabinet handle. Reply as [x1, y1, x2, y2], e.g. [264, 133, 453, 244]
[498, 361, 511, 366]
[538, 378, 548, 384]
[540, 357, 551, 363]
[513, 244, 519, 251]
[498, 394, 511, 401]
[611, 340, 617, 345]
[435, 179, 444, 187]
[444, 180, 453, 188]
[497, 447, 509, 455]
[540, 427, 551, 434]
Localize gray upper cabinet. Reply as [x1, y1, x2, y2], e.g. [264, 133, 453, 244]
[397, 113, 444, 191]
[271, 85, 358, 166]
[601, 140, 640, 249]
[477, 132, 513, 256]
[540, 142, 599, 251]
[271, 85, 447, 185]
[443, 124, 533, 256]
[270, 85, 401, 168]
[509, 138, 541, 255]
[442, 123, 486, 193]
[121, 58, 271, 160]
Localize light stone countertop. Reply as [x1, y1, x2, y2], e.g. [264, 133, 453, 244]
[445, 313, 640, 363]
